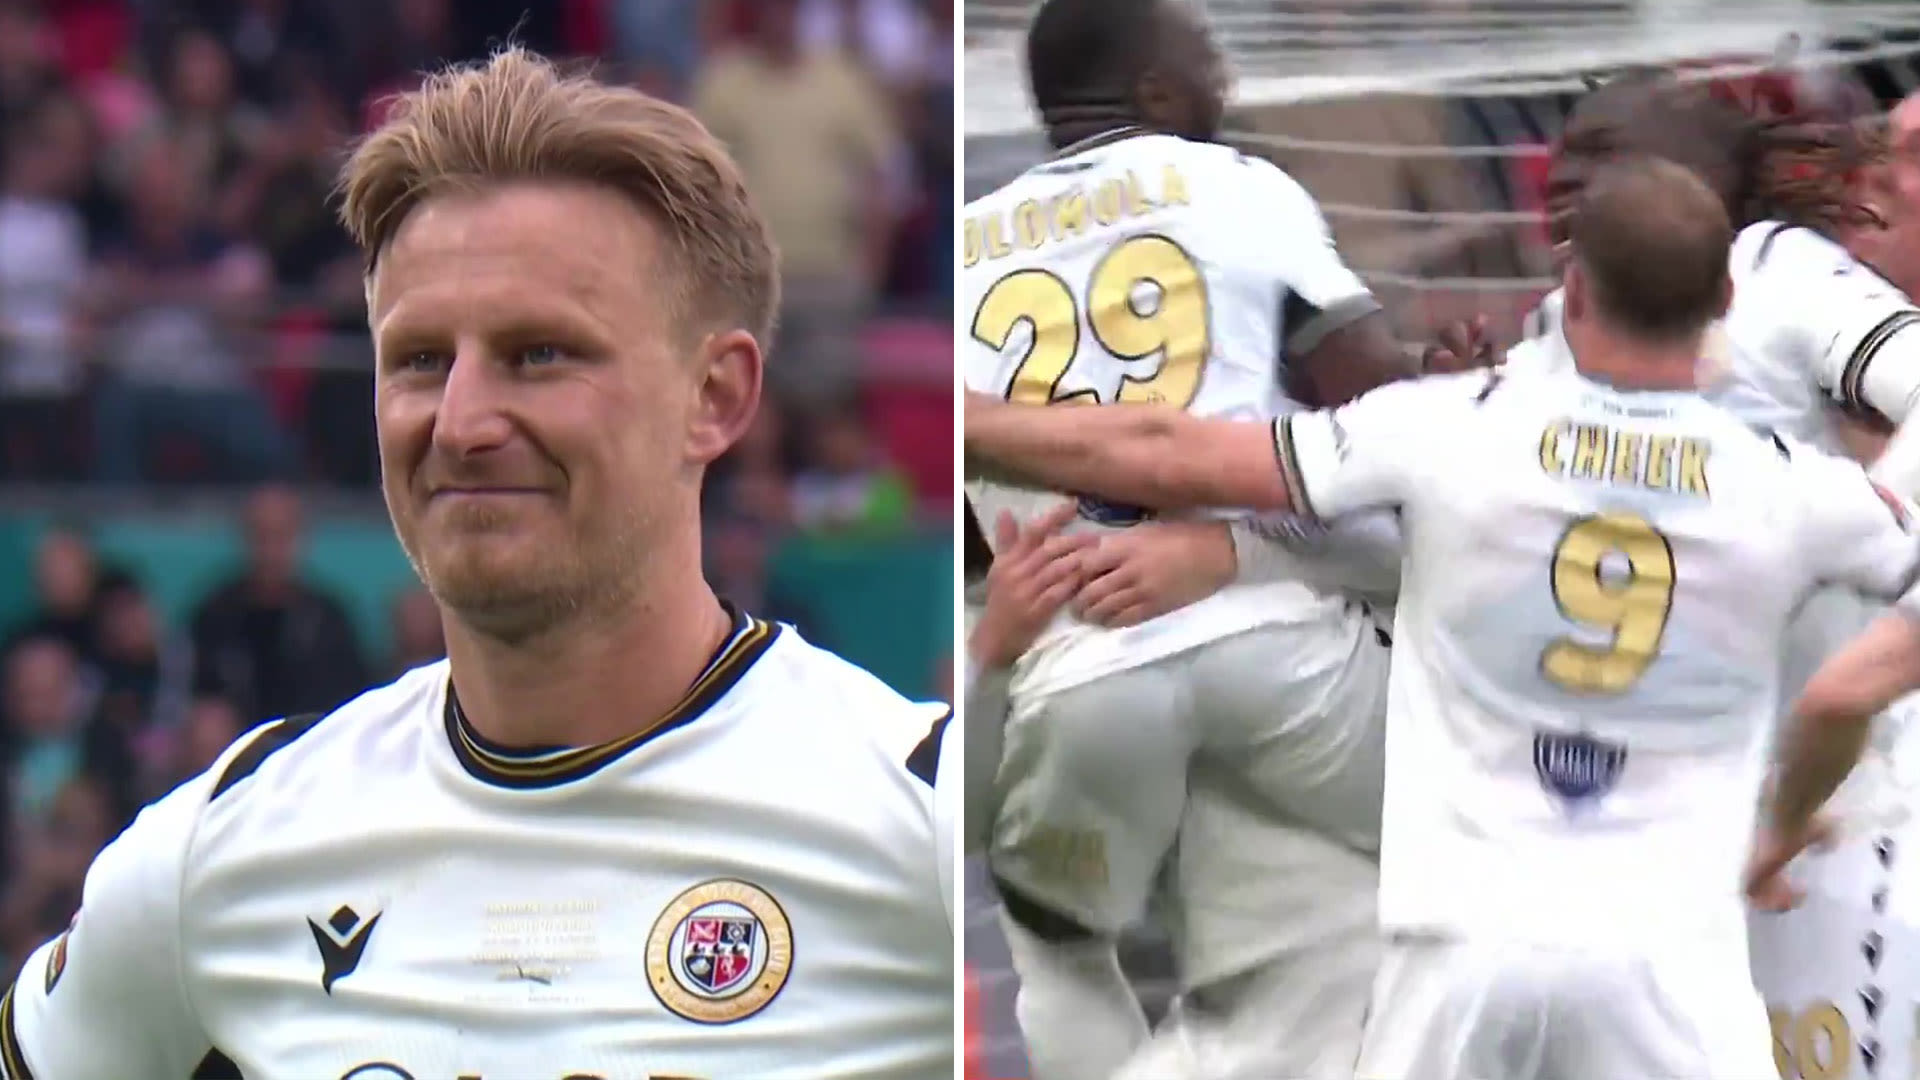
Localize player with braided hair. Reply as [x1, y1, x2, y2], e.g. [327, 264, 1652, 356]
[1513, 70, 1920, 1079]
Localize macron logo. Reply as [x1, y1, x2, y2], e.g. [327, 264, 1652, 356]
[309, 905, 381, 994]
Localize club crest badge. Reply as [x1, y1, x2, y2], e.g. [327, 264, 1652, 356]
[646, 879, 792, 1024]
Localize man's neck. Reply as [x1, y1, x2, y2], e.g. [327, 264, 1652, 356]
[442, 538, 733, 750]
[1570, 351, 1700, 391]
[1566, 326, 1702, 391]
[1046, 117, 1145, 154]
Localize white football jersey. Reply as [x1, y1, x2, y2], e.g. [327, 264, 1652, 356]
[1715, 222, 1920, 820]
[961, 128, 1377, 696]
[1721, 221, 1920, 452]
[1273, 360, 1920, 946]
[0, 608, 953, 1080]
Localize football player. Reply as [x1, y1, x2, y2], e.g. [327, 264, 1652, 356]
[961, 0, 1477, 1074]
[1526, 73, 1920, 1077]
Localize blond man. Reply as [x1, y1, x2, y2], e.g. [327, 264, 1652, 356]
[0, 50, 954, 1079]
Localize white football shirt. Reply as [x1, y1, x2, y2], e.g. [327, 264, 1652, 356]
[1721, 221, 1920, 452]
[0, 606, 953, 1080]
[1714, 221, 1920, 820]
[1273, 363, 1920, 946]
[961, 128, 1378, 697]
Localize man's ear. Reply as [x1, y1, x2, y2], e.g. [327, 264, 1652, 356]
[686, 329, 763, 467]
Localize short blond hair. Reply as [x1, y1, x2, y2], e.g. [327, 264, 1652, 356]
[336, 48, 779, 344]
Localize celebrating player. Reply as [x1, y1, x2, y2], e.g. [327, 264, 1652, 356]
[1520, 71, 1920, 1076]
[959, 0, 1493, 1071]
[0, 50, 954, 1079]
[968, 155, 1920, 1078]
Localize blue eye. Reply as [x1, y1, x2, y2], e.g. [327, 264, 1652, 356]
[518, 344, 566, 367]
[401, 352, 448, 374]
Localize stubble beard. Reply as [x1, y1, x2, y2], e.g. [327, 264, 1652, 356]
[396, 500, 652, 646]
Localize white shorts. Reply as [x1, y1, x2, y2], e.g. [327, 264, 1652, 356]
[988, 610, 1389, 936]
[1356, 934, 1776, 1080]
[1751, 822, 1920, 1080]
[1118, 796, 1377, 1079]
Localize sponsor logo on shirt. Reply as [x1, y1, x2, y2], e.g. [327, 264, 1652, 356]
[1532, 729, 1627, 809]
[646, 879, 793, 1024]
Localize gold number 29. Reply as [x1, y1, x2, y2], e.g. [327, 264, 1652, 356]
[1769, 1001, 1851, 1080]
[1540, 512, 1676, 694]
[970, 234, 1210, 407]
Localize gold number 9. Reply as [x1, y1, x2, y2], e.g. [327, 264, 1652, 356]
[972, 234, 1210, 408]
[1540, 512, 1676, 694]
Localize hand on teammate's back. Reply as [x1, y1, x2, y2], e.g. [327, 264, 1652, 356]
[1744, 814, 1837, 913]
[1072, 521, 1237, 628]
[971, 503, 1096, 668]
[1421, 315, 1497, 374]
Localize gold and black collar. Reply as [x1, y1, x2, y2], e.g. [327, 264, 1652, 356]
[444, 601, 779, 789]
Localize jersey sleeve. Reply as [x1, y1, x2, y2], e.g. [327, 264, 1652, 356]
[1789, 439, 1920, 599]
[903, 705, 956, 931]
[1782, 241, 1920, 422]
[1, 760, 226, 1077]
[932, 714, 958, 929]
[1273, 376, 1457, 521]
[1241, 159, 1381, 355]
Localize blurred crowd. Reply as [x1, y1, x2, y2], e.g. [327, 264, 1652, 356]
[0, 0, 955, 980]
[0, 0, 954, 487]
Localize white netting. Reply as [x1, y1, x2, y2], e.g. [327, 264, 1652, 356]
[963, 0, 1920, 344]
[967, 1, 1920, 136]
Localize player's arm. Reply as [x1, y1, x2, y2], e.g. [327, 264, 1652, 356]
[963, 392, 1291, 511]
[1800, 261, 1920, 497]
[0, 742, 245, 1078]
[1773, 598, 1920, 833]
[965, 376, 1440, 521]
[1247, 161, 1424, 405]
[962, 503, 1091, 851]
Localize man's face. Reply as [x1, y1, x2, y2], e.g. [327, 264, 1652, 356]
[1543, 149, 1597, 253]
[1142, 2, 1229, 141]
[368, 182, 705, 639]
[1865, 100, 1920, 295]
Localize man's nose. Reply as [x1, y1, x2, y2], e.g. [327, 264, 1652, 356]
[432, 352, 515, 456]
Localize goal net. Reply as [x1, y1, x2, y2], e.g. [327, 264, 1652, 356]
[963, 0, 1920, 343]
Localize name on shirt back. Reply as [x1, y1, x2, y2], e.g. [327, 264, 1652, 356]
[1539, 421, 1711, 500]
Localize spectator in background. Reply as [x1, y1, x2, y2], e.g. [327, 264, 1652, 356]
[0, 639, 89, 829]
[188, 0, 348, 110]
[790, 400, 912, 535]
[706, 512, 831, 650]
[0, 95, 94, 481]
[90, 136, 295, 484]
[167, 693, 243, 792]
[610, 0, 712, 101]
[88, 570, 190, 804]
[386, 585, 444, 680]
[190, 484, 366, 722]
[0, 774, 111, 973]
[707, 401, 796, 529]
[149, 26, 267, 238]
[693, 0, 898, 405]
[0, 2, 62, 134]
[358, 0, 458, 124]
[2, 527, 102, 667]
